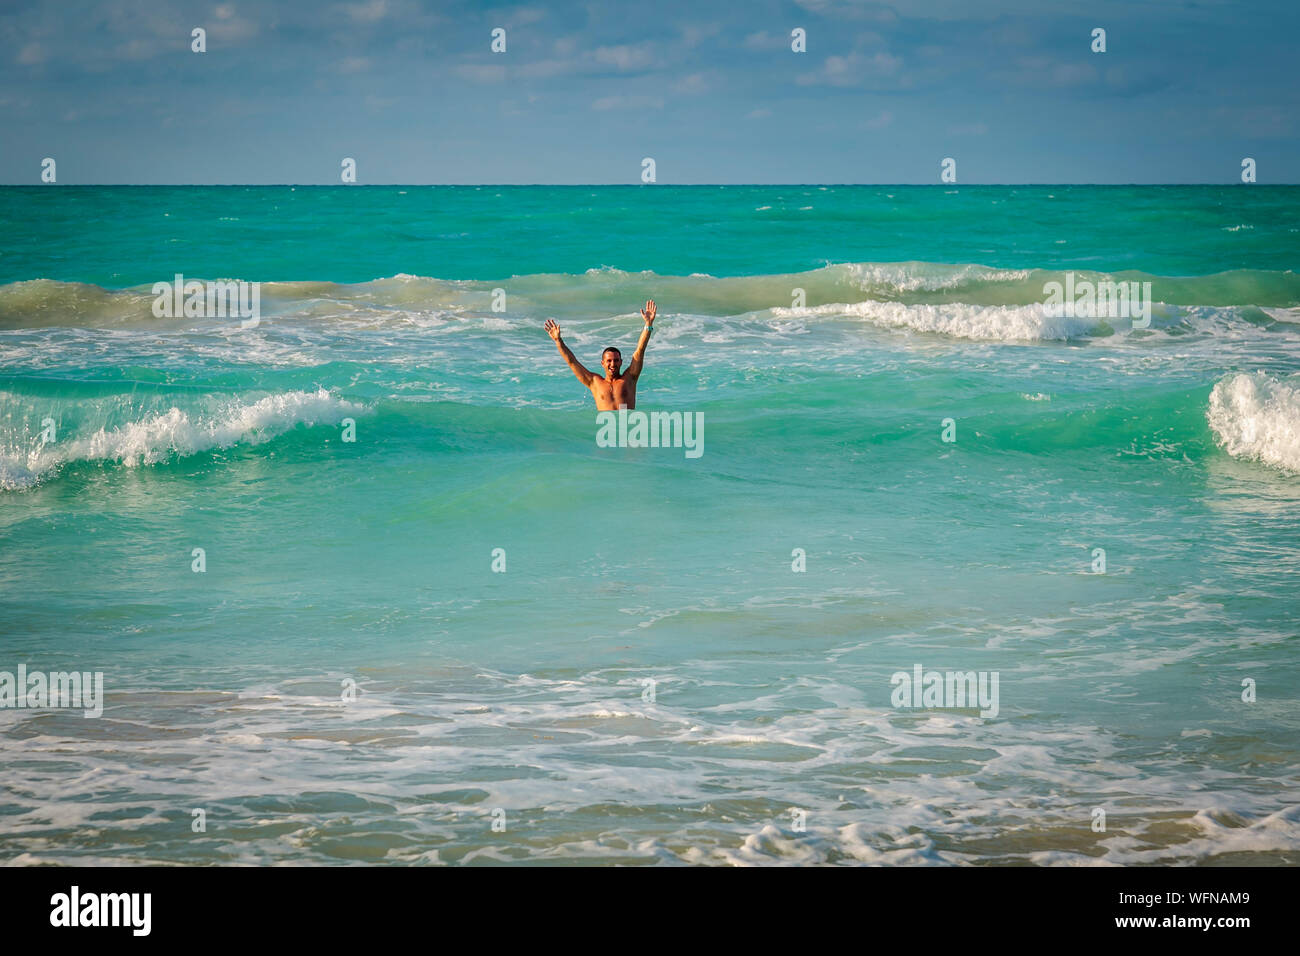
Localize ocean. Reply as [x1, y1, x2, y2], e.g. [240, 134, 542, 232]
[1, 185, 1298, 865]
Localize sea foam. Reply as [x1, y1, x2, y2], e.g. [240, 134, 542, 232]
[773, 300, 1099, 340]
[1207, 372, 1300, 473]
[0, 388, 363, 491]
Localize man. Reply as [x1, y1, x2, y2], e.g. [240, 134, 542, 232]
[545, 300, 656, 410]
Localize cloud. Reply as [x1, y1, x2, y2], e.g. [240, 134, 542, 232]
[673, 72, 708, 94]
[1102, 66, 1171, 97]
[797, 50, 902, 87]
[742, 31, 790, 51]
[2, 0, 1294, 185]
[114, 38, 156, 61]
[993, 56, 1099, 90]
[344, 0, 388, 22]
[1211, 105, 1295, 139]
[510, 6, 547, 26]
[1050, 62, 1097, 86]
[206, 12, 259, 43]
[793, 0, 898, 22]
[592, 94, 663, 111]
[593, 44, 655, 71]
[985, 21, 1037, 46]
[516, 58, 577, 79]
[679, 22, 722, 47]
[456, 63, 507, 83]
[794, 0, 1082, 20]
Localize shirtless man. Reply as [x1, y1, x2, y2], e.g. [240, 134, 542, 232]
[545, 300, 656, 410]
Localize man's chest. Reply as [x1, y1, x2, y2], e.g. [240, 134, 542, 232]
[593, 378, 635, 401]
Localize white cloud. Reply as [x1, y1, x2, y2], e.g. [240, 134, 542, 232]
[1050, 63, 1097, 86]
[798, 50, 902, 87]
[673, 73, 708, 94]
[510, 6, 546, 26]
[114, 38, 155, 61]
[794, 0, 1072, 20]
[456, 63, 507, 83]
[592, 94, 663, 111]
[207, 9, 259, 43]
[679, 22, 721, 47]
[793, 0, 898, 22]
[17, 43, 45, 65]
[744, 30, 795, 52]
[1212, 104, 1295, 139]
[345, 0, 388, 22]
[593, 43, 654, 71]
[996, 56, 1097, 90]
[517, 58, 577, 79]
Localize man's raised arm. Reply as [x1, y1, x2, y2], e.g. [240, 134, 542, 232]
[545, 319, 594, 386]
[626, 299, 656, 378]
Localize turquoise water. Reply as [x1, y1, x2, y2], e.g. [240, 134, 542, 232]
[1, 186, 1298, 865]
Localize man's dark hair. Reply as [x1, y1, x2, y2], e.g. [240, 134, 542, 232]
[602, 347, 621, 360]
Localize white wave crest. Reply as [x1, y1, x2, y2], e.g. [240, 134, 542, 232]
[773, 300, 1098, 341]
[846, 261, 1031, 294]
[1207, 372, 1300, 473]
[0, 389, 363, 491]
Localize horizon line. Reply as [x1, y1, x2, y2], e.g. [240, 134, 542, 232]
[2, 182, 1293, 188]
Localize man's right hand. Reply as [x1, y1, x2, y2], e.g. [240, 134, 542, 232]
[544, 318, 562, 343]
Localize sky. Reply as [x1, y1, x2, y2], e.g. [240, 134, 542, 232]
[1, 0, 1297, 184]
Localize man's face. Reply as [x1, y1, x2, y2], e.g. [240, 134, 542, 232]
[602, 350, 622, 376]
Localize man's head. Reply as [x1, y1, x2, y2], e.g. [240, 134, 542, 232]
[601, 347, 622, 377]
